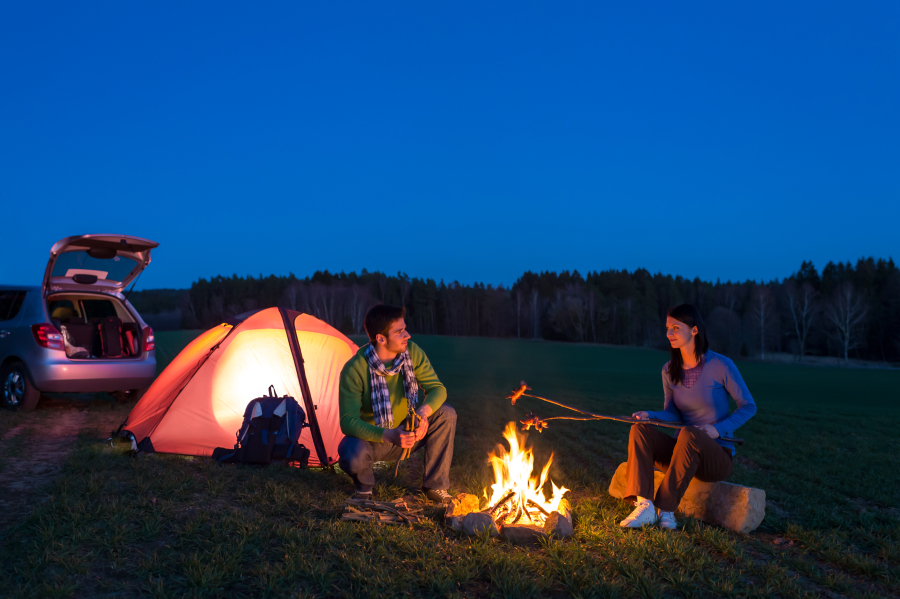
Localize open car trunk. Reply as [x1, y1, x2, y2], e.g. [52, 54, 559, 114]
[48, 293, 144, 359]
[43, 234, 159, 297]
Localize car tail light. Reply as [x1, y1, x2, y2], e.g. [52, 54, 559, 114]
[32, 323, 64, 350]
[143, 326, 155, 351]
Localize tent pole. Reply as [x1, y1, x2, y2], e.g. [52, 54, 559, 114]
[279, 308, 330, 466]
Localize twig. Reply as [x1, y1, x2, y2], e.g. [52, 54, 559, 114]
[485, 490, 516, 516]
[526, 499, 551, 518]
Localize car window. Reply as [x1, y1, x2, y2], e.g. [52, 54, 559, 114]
[0, 291, 26, 321]
[49, 299, 81, 319]
[82, 299, 118, 321]
[52, 251, 139, 283]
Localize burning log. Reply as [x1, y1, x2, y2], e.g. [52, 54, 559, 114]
[482, 422, 569, 528]
[527, 498, 551, 519]
[485, 490, 517, 517]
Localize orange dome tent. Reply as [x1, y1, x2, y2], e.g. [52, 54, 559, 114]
[118, 308, 358, 467]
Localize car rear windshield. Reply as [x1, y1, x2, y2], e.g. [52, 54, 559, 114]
[52, 251, 139, 283]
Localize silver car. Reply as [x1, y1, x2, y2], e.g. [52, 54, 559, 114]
[0, 234, 159, 410]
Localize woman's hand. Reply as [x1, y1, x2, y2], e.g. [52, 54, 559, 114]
[698, 424, 720, 439]
[632, 411, 650, 420]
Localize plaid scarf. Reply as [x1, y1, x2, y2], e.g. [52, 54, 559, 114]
[364, 344, 419, 428]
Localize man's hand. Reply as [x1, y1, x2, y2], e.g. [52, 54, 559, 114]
[698, 424, 720, 439]
[413, 405, 433, 441]
[382, 425, 417, 448]
[632, 411, 650, 420]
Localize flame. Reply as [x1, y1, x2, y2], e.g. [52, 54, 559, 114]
[484, 422, 568, 525]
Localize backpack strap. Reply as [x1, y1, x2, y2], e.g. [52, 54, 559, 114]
[268, 385, 277, 397]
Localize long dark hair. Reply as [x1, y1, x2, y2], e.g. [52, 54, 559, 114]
[667, 304, 709, 385]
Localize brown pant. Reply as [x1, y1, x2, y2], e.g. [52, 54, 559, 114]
[624, 423, 733, 512]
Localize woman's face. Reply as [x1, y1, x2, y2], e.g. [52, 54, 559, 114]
[666, 316, 698, 349]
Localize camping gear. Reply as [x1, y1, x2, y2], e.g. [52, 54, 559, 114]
[507, 382, 744, 445]
[212, 385, 311, 466]
[98, 316, 124, 357]
[117, 307, 358, 466]
[122, 322, 140, 356]
[60, 322, 94, 358]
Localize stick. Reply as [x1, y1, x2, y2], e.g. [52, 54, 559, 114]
[392, 412, 420, 478]
[512, 385, 744, 445]
[526, 499, 551, 518]
[485, 490, 516, 516]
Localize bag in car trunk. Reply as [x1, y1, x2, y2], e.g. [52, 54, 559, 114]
[98, 317, 124, 358]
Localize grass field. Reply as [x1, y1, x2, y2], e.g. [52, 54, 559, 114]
[1, 332, 898, 598]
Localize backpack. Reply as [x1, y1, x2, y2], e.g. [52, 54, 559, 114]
[212, 386, 310, 467]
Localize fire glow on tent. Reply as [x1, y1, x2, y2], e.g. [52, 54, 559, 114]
[118, 308, 358, 466]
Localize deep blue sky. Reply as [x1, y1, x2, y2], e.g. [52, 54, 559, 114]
[2, 2, 898, 290]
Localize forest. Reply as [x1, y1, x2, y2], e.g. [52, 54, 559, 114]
[130, 258, 900, 363]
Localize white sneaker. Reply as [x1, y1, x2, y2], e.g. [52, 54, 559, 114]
[658, 510, 678, 530]
[620, 499, 658, 528]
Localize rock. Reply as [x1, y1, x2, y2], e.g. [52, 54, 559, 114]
[445, 493, 480, 518]
[500, 524, 547, 544]
[461, 512, 499, 536]
[543, 497, 574, 538]
[544, 511, 574, 537]
[608, 462, 766, 534]
[448, 516, 463, 532]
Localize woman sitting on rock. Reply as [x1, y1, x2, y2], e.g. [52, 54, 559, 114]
[620, 303, 757, 530]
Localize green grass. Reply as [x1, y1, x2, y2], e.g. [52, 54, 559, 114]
[1, 333, 898, 598]
[154, 330, 205, 374]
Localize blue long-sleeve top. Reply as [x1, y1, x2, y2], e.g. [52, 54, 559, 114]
[647, 351, 757, 455]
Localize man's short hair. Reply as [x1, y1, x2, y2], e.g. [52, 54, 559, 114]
[364, 304, 406, 344]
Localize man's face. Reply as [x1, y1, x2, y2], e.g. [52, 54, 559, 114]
[378, 318, 411, 354]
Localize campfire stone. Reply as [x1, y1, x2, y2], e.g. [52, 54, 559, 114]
[544, 511, 574, 538]
[500, 524, 547, 544]
[445, 493, 480, 519]
[461, 512, 499, 536]
[608, 462, 766, 534]
[448, 516, 463, 532]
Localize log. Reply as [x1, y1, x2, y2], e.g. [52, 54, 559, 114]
[608, 462, 766, 534]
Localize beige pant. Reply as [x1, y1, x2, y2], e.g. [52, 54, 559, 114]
[624, 423, 733, 512]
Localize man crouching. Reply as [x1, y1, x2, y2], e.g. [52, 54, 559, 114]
[338, 304, 456, 504]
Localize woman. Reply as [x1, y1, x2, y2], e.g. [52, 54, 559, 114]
[620, 304, 756, 530]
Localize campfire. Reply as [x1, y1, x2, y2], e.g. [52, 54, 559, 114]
[482, 422, 569, 527]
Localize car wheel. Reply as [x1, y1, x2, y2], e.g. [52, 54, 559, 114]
[1, 362, 41, 411]
[112, 388, 147, 404]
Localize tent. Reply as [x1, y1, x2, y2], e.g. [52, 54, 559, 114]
[119, 307, 358, 467]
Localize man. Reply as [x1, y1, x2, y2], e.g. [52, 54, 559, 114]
[338, 304, 456, 503]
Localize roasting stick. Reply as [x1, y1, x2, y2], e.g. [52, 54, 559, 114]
[507, 382, 744, 445]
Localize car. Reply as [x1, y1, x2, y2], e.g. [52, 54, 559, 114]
[0, 234, 159, 410]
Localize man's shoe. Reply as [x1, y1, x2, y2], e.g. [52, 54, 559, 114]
[351, 491, 373, 501]
[619, 499, 658, 528]
[422, 487, 452, 504]
[657, 510, 678, 530]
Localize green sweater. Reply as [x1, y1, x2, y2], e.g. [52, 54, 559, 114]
[339, 341, 448, 443]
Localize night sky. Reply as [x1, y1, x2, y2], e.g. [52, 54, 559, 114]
[2, 2, 898, 290]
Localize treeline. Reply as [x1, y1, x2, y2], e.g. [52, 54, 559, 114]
[130, 257, 900, 363]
